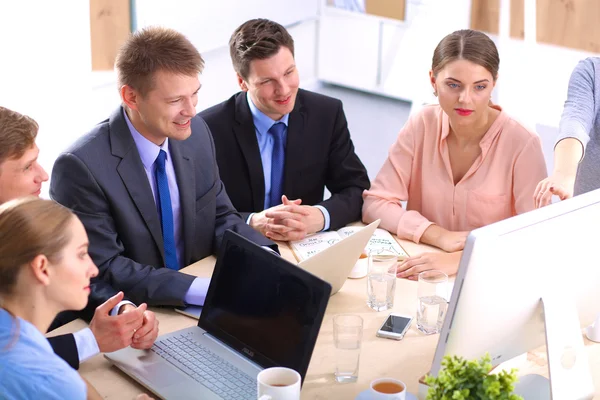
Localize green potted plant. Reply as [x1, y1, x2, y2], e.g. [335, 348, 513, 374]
[425, 354, 523, 400]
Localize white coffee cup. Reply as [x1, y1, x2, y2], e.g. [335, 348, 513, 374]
[257, 367, 301, 400]
[368, 378, 406, 399]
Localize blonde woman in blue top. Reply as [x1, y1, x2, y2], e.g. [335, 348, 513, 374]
[0, 199, 160, 399]
[0, 198, 100, 399]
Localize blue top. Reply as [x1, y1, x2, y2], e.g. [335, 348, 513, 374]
[0, 308, 87, 399]
[246, 94, 331, 230]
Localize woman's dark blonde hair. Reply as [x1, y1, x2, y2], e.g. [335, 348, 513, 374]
[432, 29, 500, 81]
[0, 198, 74, 299]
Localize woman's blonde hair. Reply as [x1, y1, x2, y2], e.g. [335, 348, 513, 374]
[0, 198, 74, 299]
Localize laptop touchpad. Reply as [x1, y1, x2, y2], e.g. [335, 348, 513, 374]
[138, 362, 187, 387]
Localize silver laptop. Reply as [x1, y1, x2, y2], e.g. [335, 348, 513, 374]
[298, 219, 380, 295]
[105, 230, 332, 400]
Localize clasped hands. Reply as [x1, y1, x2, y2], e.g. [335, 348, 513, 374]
[250, 195, 325, 241]
[89, 292, 159, 353]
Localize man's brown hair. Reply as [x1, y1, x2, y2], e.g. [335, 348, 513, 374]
[229, 19, 295, 80]
[0, 107, 38, 166]
[432, 29, 500, 81]
[115, 26, 205, 96]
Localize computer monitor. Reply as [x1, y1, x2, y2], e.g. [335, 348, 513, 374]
[430, 188, 600, 400]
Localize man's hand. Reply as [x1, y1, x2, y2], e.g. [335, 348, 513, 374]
[119, 305, 159, 350]
[249, 196, 303, 236]
[250, 195, 325, 241]
[89, 292, 146, 353]
[396, 251, 462, 280]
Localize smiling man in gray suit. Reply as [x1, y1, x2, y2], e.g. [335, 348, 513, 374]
[50, 26, 276, 307]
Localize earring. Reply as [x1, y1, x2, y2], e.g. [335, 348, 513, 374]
[433, 91, 438, 97]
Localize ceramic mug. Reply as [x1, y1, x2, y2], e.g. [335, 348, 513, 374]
[257, 367, 301, 400]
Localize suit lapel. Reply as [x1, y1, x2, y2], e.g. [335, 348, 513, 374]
[169, 139, 195, 265]
[284, 91, 306, 194]
[234, 93, 266, 210]
[109, 107, 165, 262]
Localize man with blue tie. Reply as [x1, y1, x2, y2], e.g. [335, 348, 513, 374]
[50, 26, 276, 306]
[200, 19, 370, 242]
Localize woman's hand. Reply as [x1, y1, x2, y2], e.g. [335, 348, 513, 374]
[135, 394, 155, 400]
[421, 225, 468, 252]
[396, 251, 462, 280]
[534, 173, 575, 208]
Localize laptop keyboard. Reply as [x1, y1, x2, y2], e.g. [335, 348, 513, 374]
[151, 331, 257, 400]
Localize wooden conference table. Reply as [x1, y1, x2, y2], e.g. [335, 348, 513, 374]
[49, 237, 600, 399]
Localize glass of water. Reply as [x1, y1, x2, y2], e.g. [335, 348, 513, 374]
[417, 270, 449, 335]
[367, 254, 397, 311]
[333, 314, 363, 383]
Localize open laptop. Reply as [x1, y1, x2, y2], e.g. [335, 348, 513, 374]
[105, 230, 332, 400]
[297, 219, 379, 295]
[175, 220, 380, 319]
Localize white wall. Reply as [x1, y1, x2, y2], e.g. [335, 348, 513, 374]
[135, 0, 319, 54]
[0, 1, 93, 198]
[317, 0, 600, 130]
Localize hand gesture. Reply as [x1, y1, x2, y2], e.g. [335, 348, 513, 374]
[89, 292, 146, 353]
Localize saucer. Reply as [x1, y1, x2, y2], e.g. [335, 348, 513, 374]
[355, 389, 417, 400]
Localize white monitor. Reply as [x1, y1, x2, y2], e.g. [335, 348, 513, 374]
[431, 188, 600, 400]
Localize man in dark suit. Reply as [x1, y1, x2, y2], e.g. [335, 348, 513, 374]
[200, 18, 370, 242]
[50, 27, 276, 308]
[0, 106, 157, 370]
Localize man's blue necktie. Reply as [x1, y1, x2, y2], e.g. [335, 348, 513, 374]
[268, 122, 286, 208]
[155, 150, 179, 270]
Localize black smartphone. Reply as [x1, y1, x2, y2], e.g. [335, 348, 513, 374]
[376, 313, 413, 340]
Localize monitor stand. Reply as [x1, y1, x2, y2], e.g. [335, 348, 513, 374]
[514, 295, 594, 400]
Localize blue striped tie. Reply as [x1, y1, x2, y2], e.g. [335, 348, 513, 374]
[154, 150, 179, 270]
[268, 122, 286, 208]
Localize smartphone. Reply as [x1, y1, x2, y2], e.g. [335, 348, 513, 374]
[376, 313, 413, 340]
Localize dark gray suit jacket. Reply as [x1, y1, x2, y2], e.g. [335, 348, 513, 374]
[50, 107, 276, 306]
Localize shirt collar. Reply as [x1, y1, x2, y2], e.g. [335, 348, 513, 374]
[246, 92, 289, 136]
[440, 104, 506, 150]
[123, 109, 170, 168]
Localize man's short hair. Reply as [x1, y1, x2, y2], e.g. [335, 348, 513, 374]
[229, 19, 295, 80]
[0, 107, 38, 166]
[115, 26, 205, 96]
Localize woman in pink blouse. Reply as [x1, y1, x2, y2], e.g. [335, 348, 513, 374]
[362, 29, 547, 279]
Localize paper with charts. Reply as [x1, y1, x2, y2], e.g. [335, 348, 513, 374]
[290, 226, 409, 262]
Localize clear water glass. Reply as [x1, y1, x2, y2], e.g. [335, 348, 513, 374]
[417, 270, 448, 335]
[367, 254, 397, 311]
[333, 314, 363, 383]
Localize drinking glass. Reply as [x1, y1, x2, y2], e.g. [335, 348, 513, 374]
[417, 270, 448, 335]
[367, 254, 397, 311]
[333, 314, 363, 383]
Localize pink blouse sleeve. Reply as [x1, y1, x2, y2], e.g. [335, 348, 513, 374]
[362, 116, 434, 242]
[513, 135, 548, 213]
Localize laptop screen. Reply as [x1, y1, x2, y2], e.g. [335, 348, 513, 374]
[199, 230, 332, 381]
